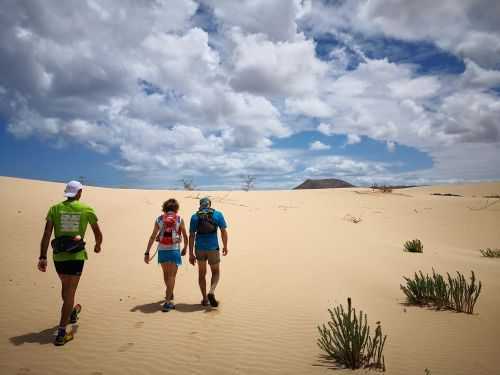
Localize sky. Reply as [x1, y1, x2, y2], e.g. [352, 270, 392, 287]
[1, 0, 499, 189]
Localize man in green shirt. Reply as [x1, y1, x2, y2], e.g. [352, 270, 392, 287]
[38, 180, 103, 346]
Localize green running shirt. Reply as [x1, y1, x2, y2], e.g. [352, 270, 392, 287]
[46, 200, 98, 262]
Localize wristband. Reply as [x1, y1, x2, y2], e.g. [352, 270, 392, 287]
[144, 252, 150, 256]
[38, 256, 47, 260]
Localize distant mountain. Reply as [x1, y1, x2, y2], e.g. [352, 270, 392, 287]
[293, 178, 355, 190]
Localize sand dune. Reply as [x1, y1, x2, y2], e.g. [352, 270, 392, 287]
[1, 176, 499, 375]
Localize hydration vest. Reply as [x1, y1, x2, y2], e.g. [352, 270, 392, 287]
[196, 208, 217, 234]
[159, 212, 181, 246]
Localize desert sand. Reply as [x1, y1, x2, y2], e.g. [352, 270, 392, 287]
[1, 176, 499, 375]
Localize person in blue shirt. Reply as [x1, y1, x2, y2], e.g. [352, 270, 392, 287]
[189, 197, 228, 307]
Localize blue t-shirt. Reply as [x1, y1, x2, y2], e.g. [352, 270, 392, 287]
[189, 209, 227, 251]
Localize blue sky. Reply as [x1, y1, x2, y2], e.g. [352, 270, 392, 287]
[1, 1, 499, 189]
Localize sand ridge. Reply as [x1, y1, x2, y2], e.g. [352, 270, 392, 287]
[1, 176, 500, 374]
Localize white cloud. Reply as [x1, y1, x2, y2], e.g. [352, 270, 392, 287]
[301, 0, 500, 68]
[285, 97, 333, 118]
[305, 155, 389, 178]
[317, 122, 334, 136]
[1, 0, 500, 187]
[309, 140, 330, 151]
[386, 141, 396, 152]
[360, 0, 500, 69]
[388, 76, 441, 99]
[346, 134, 361, 145]
[229, 30, 329, 97]
[201, 0, 310, 42]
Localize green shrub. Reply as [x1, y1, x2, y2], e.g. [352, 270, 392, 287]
[479, 248, 500, 258]
[400, 270, 449, 308]
[401, 270, 482, 314]
[404, 239, 423, 253]
[317, 298, 387, 371]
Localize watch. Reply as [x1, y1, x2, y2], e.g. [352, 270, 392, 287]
[38, 255, 47, 260]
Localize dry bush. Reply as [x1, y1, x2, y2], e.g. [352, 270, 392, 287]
[404, 239, 423, 253]
[181, 178, 195, 191]
[479, 248, 500, 258]
[371, 184, 392, 193]
[242, 175, 256, 191]
[343, 214, 362, 223]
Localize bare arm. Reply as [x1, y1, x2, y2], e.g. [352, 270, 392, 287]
[188, 232, 196, 265]
[38, 220, 54, 271]
[90, 222, 103, 253]
[144, 222, 160, 263]
[221, 228, 228, 256]
[180, 219, 188, 255]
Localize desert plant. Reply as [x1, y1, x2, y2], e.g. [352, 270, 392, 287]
[343, 214, 362, 223]
[404, 239, 423, 253]
[400, 271, 430, 305]
[242, 175, 256, 191]
[370, 184, 392, 193]
[181, 178, 195, 191]
[447, 271, 482, 313]
[381, 185, 392, 193]
[479, 248, 500, 257]
[317, 298, 386, 371]
[401, 270, 482, 314]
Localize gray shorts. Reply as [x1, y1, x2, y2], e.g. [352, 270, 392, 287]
[195, 250, 220, 265]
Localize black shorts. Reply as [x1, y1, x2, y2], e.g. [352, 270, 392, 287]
[54, 260, 84, 276]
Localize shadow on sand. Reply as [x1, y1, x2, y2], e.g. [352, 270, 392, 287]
[9, 325, 79, 346]
[130, 301, 214, 314]
[312, 355, 343, 371]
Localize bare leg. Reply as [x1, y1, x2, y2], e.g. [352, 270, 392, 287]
[209, 263, 220, 294]
[161, 263, 178, 302]
[58, 274, 81, 328]
[198, 260, 208, 303]
[161, 263, 169, 299]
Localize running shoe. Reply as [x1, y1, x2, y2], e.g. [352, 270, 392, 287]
[207, 293, 219, 307]
[70, 304, 82, 324]
[54, 331, 74, 346]
[162, 302, 175, 312]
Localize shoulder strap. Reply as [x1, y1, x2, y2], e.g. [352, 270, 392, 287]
[197, 208, 214, 216]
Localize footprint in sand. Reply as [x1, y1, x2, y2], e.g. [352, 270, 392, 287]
[91, 372, 103, 375]
[118, 342, 134, 352]
[16, 368, 30, 374]
[134, 321, 144, 329]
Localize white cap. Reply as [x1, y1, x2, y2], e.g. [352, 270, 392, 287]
[64, 180, 83, 198]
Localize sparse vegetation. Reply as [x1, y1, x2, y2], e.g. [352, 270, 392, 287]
[181, 178, 195, 191]
[404, 239, 423, 253]
[242, 175, 256, 191]
[344, 214, 362, 223]
[371, 184, 392, 193]
[401, 270, 482, 314]
[479, 248, 500, 257]
[317, 298, 387, 371]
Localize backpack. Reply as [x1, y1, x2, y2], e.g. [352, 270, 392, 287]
[196, 208, 217, 234]
[158, 212, 180, 246]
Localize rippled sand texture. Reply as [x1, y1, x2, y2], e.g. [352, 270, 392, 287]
[1, 177, 499, 375]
